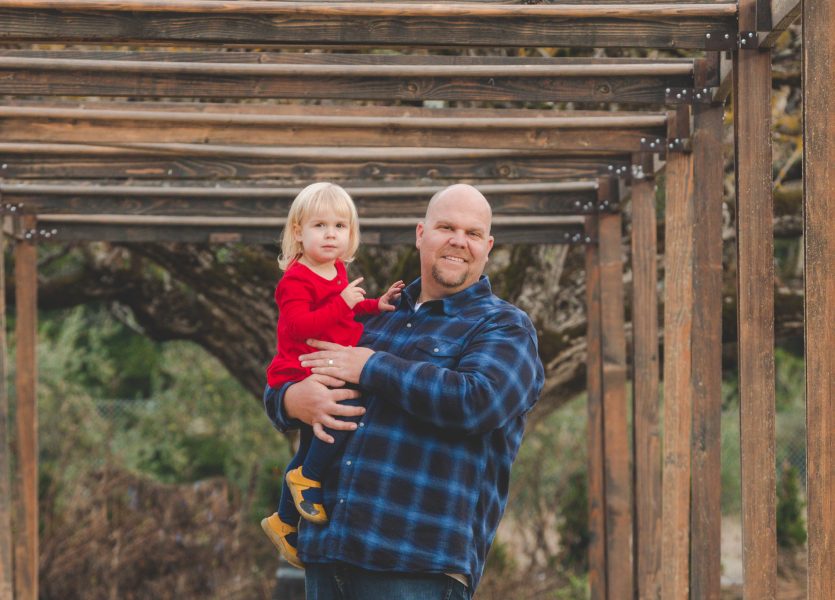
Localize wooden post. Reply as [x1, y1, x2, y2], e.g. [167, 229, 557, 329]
[661, 107, 695, 600]
[802, 1, 835, 597]
[597, 205, 633, 599]
[0, 208, 12, 598]
[689, 101, 725, 600]
[585, 215, 607, 600]
[733, 0, 777, 595]
[629, 155, 661, 600]
[13, 215, 37, 600]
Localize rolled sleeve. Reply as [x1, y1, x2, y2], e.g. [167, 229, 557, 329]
[360, 322, 544, 435]
[262, 382, 301, 433]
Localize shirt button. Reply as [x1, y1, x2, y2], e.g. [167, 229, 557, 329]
[339, 498, 345, 504]
[345, 460, 352, 466]
[358, 422, 365, 428]
[434, 348, 440, 353]
[406, 323, 412, 328]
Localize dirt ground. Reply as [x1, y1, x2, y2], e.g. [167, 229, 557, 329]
[721, 516, 808, 600]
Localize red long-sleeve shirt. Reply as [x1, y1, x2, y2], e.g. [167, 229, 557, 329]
[266, 260, 379, 388]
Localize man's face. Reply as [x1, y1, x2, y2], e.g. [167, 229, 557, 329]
[415, 187, 494, 301]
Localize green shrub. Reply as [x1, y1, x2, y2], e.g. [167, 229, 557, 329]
[776, 461, 806, 549]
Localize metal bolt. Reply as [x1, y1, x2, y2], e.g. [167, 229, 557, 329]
[748, 32, 754, 38]
[682, 89, 688, 95]
[675, 138, 681, 143]
[741, 39, 747, 45]
[706, 33, 712, 39]
[1, 164, 6, 169]
[585, 236, 592, 243]
[656, 138, 662, 144]
[564, 233, 570, 239]
[669, 143, 675, 149]
[51, 229, 57, 235]
[650, 142, 656, 148]
[167, 169, 173, 175]
[703, 88, 709, 94]
[724, 33, 730, 40]
[608, 165, 614, 170]
[676, 94, 682, 99]
[696, 93, 702, 99]
[574, 200, 581, 207]
[665, 88, 671, 94]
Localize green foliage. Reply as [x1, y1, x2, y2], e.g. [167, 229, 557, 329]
[776, 462, 807, 549]
[484, 538, 516, 580]
[556, 469, 589, 572]
[553, 572, 588, 600]
[32, 305, 291, 523]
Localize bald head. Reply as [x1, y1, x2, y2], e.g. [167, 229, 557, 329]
[415, 184, 495, 302]
[426, 184, 493, 230]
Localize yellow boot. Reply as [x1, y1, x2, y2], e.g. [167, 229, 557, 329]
[285, 467, 328, 524]
[260, 513, 304, 569]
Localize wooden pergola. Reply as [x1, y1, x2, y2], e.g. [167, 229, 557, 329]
[0, 2, 831, 600]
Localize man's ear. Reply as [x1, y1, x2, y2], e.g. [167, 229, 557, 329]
[487, 235, 495, 254]
[415, 221, 424, 250]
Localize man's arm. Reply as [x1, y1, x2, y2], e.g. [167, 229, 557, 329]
[263, 374, 364, 443]
[302, 320, 545, 435]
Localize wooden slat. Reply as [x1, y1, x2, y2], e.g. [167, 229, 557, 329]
[733, 0, 777, 594]
[34, 218, 587, 245]
[0, 213, 12, 600]
[0, 145, 629, 181]
[585, 214, 607, 600]
[629, 162, 661, 600]
[0, 180, 602, 217]
[661, 117, 695, 600]
[13, 214, 37, 600]
[0, 105, 665, 151]
[598, 209, 632, 599]
[0, 2, 738, 50]
[0, 53, 693, 104]
[689, 102, 724, 600]
[802, 0, 835, 597]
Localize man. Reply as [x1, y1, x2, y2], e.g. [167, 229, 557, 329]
[263, 184, 544, 599]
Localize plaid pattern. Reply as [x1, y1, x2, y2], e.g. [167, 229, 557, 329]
[264, 276, 544, 590]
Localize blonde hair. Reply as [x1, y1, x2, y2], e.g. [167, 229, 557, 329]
[278, 182, 360, 270]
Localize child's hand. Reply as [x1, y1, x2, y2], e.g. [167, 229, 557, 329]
[378, 280, 405, 312]
[340, 277, 367, 309]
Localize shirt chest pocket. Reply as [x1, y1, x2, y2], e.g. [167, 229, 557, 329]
[412, 337, 465, 368]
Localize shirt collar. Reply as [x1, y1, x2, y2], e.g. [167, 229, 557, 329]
[400, 276, 492, 315]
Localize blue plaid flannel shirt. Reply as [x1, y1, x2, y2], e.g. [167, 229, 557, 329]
[263, 276, 544, 590]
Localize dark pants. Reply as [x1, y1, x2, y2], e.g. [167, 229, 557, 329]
[305, 563, 470, 600]
[271, 384, 363, 523]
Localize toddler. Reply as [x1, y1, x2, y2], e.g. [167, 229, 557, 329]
[260, 182, 403, 569]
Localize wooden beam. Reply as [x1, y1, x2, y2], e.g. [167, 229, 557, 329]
[0, 2, 738, 50]
[733, 0, 777, 594]
[0, 180, 605, 217]
[802, 0, 835, 597]
[661, 109, 695, 600]
[0, 103, 668, 151]
[0, 211, 12, 600]
[629, 157, 660, 600]
[758, 0, 801, 48]
[0, 145, 631, 181]
[585, 213, 607, 600]
[598, 209, 632, 599]
[12, 214, 37, 600]
[0, 52, 695, 104]
[689, 102, 724, 600]
[32, 214, 588, 245]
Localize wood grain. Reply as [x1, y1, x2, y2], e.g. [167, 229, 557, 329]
[802, 0, 835, 597]
[630, 170, 661, 600]
[585, 214, 607, 600]
[0, 214, 12, 600]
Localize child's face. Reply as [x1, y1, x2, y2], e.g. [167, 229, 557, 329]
[294, 211, 352, 266]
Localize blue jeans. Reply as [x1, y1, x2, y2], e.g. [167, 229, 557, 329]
[305, 563, 470, 600]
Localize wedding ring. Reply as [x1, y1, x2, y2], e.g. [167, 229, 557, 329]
[328, 359, 334, 366]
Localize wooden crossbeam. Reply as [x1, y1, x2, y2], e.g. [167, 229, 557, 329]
[0, 144, 632, 181]
[759, 0, 801, 48]
[0, 1, 738, 49]
[0, 102, 668, 151]
[0, 51, 696, 104]
[0, 180, 606, 217]
[30, 214, 589, 245]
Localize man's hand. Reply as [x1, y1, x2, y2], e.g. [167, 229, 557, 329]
[284, 373, 364, 443]
[378, 280, 405, 312]
[300, 339, 375, 385]
[340, 277, 366, 309]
